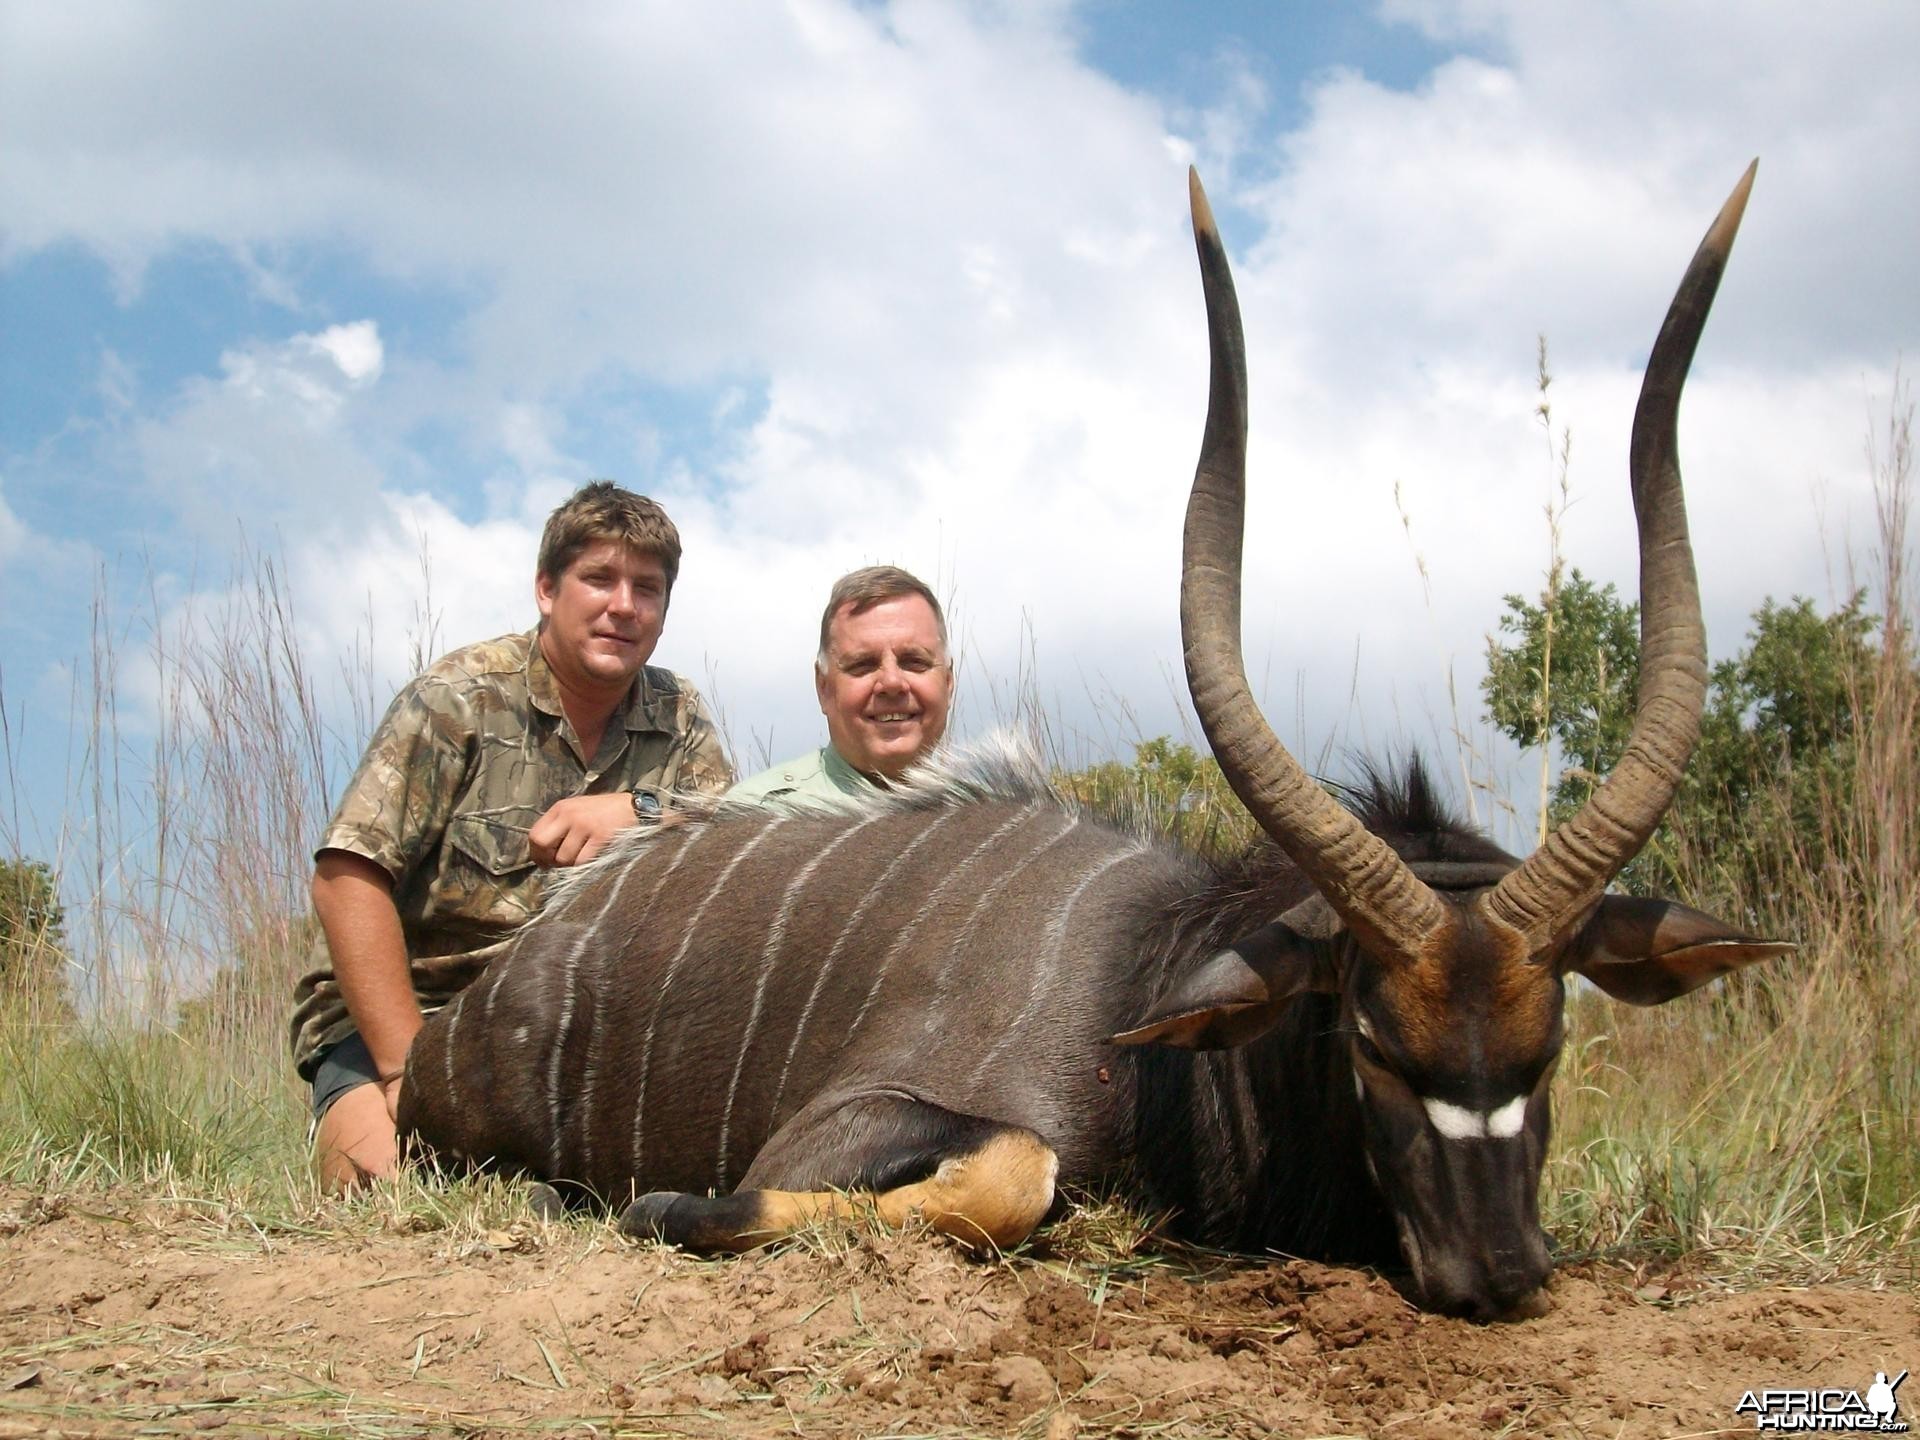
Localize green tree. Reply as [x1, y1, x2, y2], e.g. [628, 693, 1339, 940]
[1058, 737, 1255, 855]
[0, 856, 68, 999]
[1682, 594, 1879, 900]
[1698, 594, 1877, 794]
[1482, 569, 1640, 817]
[1482, 574, 1885, 903]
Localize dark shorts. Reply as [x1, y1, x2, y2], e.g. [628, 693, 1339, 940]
[310, 1031, 382, 1120]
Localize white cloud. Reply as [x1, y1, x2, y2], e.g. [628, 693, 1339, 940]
[498, 403, 566, 481]
[131, 322, 389, 542]
[291, 489, 537, 691]
[3, 0, 1914, 843]
[308, 321, 383, 385]
[0, 482, 24, 563]
[0, 474, 103, 662]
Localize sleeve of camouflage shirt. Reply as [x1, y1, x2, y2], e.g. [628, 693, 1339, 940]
[317, 674, 474, 881]
[671, 680, 737, 798]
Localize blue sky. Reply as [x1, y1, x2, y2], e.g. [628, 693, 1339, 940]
[3, 1, 1916, 876]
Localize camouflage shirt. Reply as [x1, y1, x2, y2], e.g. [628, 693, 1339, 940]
[288, 629, 735, 1077]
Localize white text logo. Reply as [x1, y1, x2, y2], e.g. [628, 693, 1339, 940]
[1735, 1372, 1908, 1432]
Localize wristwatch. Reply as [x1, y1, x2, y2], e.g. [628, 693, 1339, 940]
[631, 787, 663, 821]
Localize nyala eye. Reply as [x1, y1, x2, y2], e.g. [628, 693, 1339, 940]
[1354, 1032, 1388, 1070]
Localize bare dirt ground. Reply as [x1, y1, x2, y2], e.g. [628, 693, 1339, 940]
[0, 1185, 1912, 1439]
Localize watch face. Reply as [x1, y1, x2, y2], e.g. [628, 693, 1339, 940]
[633, 789, 662, 818]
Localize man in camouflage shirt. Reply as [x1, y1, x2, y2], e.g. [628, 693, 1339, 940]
[292, 482, 735, 1193]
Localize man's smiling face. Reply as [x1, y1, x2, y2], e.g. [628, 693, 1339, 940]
[535, 539, 668, 699]
[814, 593, 953, 781]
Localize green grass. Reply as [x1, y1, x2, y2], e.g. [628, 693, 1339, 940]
[1546, 959, 1919, 1285]
[0, 1020, 298, 1191]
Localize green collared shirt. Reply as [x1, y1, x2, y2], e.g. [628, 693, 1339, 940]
[288, 629, 735, 1075]
[727, 744, 884, 812]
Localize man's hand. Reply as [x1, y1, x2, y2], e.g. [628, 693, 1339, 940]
[380, 1073, 405, 1124]
[529, 792, 639, 867]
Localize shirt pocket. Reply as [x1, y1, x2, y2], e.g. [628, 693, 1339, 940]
[438, 804, 544, 930]
[444, 805, 538, 879]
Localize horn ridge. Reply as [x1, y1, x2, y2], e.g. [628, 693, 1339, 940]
[1180, 167, 1448, 963]
[1487, 161, 1757, 947]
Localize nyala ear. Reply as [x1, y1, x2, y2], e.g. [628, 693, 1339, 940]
[1566, 895, 1793, 1005]
[1112, 903, 1341, 1050]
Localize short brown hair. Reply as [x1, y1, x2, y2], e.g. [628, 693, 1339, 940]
[816, 565, 948, 672]
[537, 482, 682, 593]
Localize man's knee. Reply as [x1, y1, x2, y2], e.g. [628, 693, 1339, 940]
[315, 1081, 399, 1194]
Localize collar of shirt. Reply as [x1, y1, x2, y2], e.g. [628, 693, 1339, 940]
[821, 742, 889, 794]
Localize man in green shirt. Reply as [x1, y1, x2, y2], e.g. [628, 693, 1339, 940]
[292, 482, 735, 1193]
[729, 565, 953, 810]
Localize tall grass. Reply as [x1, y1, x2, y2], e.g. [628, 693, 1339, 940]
[1544, 390, 1918, 1283]
[0, 549, 341, 1201]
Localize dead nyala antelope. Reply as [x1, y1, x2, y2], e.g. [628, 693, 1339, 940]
[399, 164, 1790, 1321]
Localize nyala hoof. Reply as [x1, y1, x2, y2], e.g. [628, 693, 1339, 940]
[525, 1181, 566, 1222]
[618, 1191, 683, 1242]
